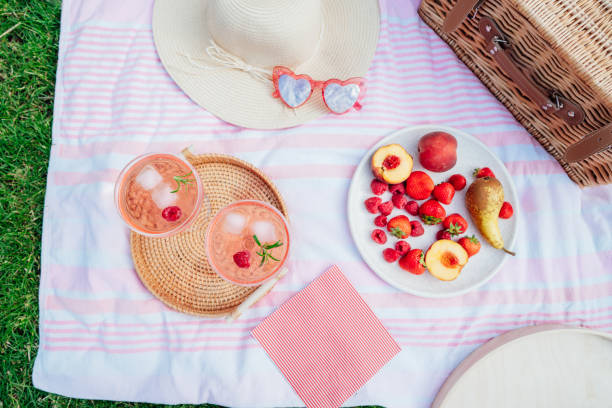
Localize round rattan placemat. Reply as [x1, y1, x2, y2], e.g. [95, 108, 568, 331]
[130, 151, 288, 317]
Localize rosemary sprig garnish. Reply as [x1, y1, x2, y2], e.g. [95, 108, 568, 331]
[253, 235, 283, 266]
[170, 171, 195, 193]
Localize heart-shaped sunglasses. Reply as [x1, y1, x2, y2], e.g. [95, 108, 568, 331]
[272, 66, 366, 115]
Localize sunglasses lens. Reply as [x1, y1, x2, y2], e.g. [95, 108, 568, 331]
[323, 83, 361, 114]
[278, 74, 312, 108]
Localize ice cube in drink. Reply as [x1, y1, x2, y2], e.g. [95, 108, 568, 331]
[135, 165, 163, 190]
[223, 211, 248, 234]
[151, 182, 178, 209]
[251, 220, 277, 243]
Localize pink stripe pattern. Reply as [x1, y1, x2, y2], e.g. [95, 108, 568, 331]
[252, 265, 401, 408]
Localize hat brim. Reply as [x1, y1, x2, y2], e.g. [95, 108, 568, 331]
[152, 0, 380, 129]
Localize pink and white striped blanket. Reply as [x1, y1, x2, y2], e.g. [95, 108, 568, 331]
[34, 0, 612, 406]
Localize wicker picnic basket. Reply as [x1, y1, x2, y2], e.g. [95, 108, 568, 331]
[418, 0, 612, 187]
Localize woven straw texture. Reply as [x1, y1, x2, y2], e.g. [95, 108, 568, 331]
[418, 0, 612, 187]
[130, 153, 288, 317]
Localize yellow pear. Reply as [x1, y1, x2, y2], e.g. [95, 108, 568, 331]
[465, 177, 515, 255]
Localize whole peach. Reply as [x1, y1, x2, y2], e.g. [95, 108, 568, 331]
[418, 132, 457, 172]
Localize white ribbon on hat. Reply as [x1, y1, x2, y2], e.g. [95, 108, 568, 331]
[179, 40, 272, 83]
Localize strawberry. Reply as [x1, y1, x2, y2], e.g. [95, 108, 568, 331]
[442, 213, 468, 236]
[405, 171, 434, 200]
[392, 193, 408, 209]
[374, 215, 387, 227]
[433, 182, 455, 205]
[410, 220, 424, 237]
[448, 174, 467, 191]
[419, 199, 446, 225]
[395, 240, 411, 255]
[458, 235, 481, 257]
[399, 249, 426, 275]
[383, 248, 401, 262]
[389, 183, 406, 195]
[365, 197, 382, 214]
[370, 179, 388, 195]
[387, 215, 412, 239]
[378, 201, 393, 216]
[436, 230, 451, 240]
[371, 229, 387, 245]
[474, 167, 495, 178]
[404, 200, 419, 216]
[499, 201, 514, 219]
[233, 251, 250, 268]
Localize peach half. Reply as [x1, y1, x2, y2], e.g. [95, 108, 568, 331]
[425, 239, 469, 281]
[371, 144, 413, 184]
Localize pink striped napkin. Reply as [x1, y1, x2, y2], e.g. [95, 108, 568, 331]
[252, 265, 401, 408]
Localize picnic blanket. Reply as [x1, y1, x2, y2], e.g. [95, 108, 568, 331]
[33, 0, 612, 406]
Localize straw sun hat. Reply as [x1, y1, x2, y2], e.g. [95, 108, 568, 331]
[153, 0, 380, 129]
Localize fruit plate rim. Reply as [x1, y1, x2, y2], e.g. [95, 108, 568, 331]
[347, 124, 519, 298]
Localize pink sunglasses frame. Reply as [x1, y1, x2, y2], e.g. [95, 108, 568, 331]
[271, 66, 366, 114]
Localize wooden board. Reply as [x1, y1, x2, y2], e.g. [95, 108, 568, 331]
[432, 325, 612, 407]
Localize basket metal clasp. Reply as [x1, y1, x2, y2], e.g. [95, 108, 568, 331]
[467, 0, 487, 20]
[551, 91, 564, 110]
[492, 35, 510, 49]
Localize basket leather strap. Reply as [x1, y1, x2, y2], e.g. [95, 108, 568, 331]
[442, 0, 482, 33]
[563, 124, 612, 163]
[479, 16, 584, 126]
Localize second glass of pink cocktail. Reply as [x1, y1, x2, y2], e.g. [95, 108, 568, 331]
[206, 200, 290, 286]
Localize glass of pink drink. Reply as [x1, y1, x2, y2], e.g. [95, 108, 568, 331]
[114, 153, 204, 237]
[206, 200, 290, 286]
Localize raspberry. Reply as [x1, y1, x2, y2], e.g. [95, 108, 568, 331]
[405, 200, 419, 216]
[448, 174, 467, 191]
[410, 220, 424, 237]
[392, 194, 408, 209]
[389, 183, 405, 195]
[370, 179, 388, 195]
[374, 215, 388, 227]
[383, 155, 401, 170]
[162, 206, 182, 222]
[436, 230, 452, 240]
[233, 251, 250, 268]
[365, 197, 382, 214]
[383, 248, 401, 262]
[395, 240, 411, 255]
[371, 229, 387, 245]
[378, 201, 393, 216]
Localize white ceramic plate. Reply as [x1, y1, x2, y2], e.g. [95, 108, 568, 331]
[347, 125, 518, 298]
[432, 325, 612, 408]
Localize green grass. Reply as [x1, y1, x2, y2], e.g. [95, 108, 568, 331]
[0, 1, 384, 407]
[1, 0, 59, 406]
